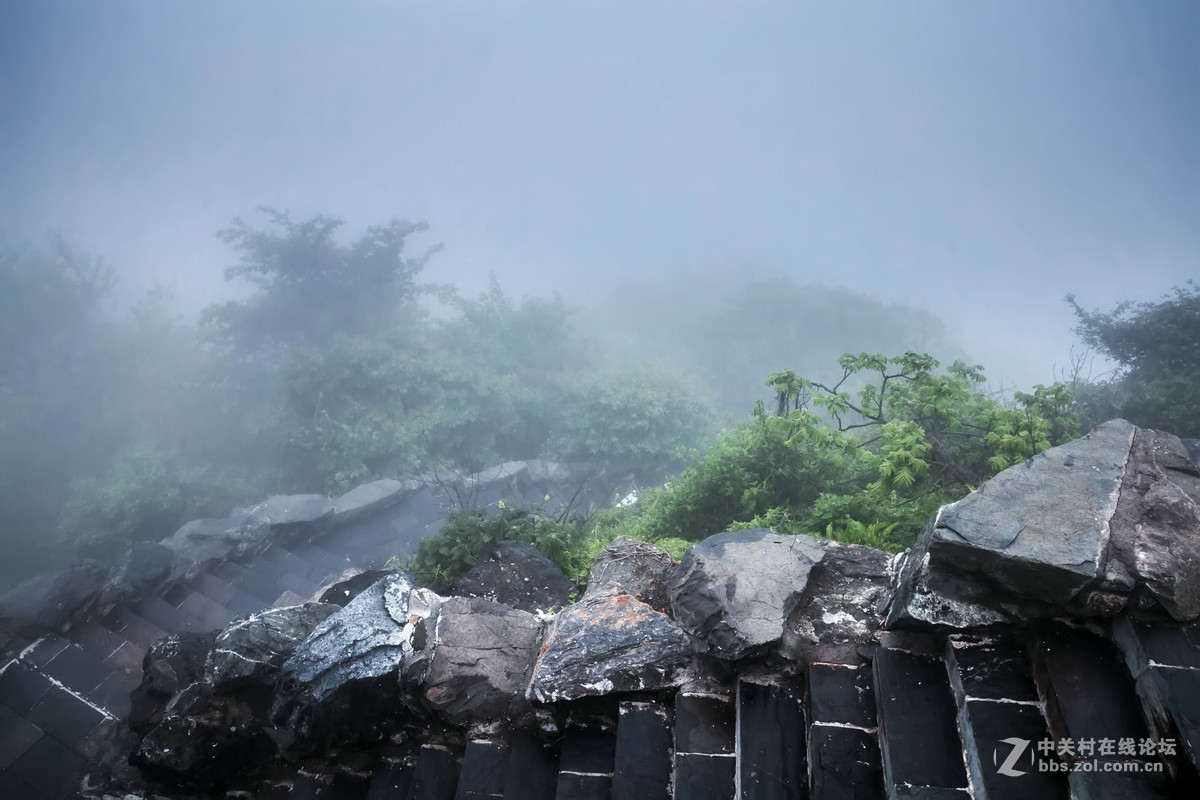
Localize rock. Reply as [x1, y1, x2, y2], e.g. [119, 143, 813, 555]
[316, 569, 396, 606]
[781, 541, 891, 666]
[449, 540, 574, 613]
[132, 693, 276, 789]
[128, 632, 216, 733]
[99, 542, 174, 607]
[331, 478, 418, 525]
[0, 560, 109, 640]
[209, 603, 340, 692]
[669, 529, 827, 661]
[421, 596, 543, 726]
[163, 511, 267, 579]
[244, 493, 335, 540]
[527, 593, 693, 703]
[582, 537, 677, 613]
[271, 572, 439, 741]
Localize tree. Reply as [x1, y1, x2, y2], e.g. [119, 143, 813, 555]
[1067, 283, 1200, 436]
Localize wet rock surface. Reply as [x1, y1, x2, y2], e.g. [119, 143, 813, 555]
[0, 560, 110, 640]
[670, 528, 827, 660]
[208, 602, 339, 692]
[128, 632, 216, 733]
[421, 596, 543, 726]
[449, 540, 574, 613]
[582, 536, 677, 613]
[528, 593, 692, 702]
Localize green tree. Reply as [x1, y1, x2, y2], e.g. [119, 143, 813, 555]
[1067, 283, 1200, 436]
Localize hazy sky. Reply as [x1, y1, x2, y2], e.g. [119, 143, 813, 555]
[2, 1, 1197, 388]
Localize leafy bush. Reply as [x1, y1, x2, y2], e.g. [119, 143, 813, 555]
[403, 505, 603, 591]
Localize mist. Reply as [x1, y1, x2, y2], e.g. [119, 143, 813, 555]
[2, 1, 1198, 585]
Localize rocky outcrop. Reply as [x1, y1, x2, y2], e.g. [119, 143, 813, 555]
[128, 632, 217, 733]
[209, 603, 339, 692]
[0, 560, 109, 640]
[271, 571, 438, 741]
[670, 529, 827, 660]
[582, 536, 677, 613]
[422, 596, 543, 726]
[886, 420, 1200, 630]
[449, 540, 575, 613]
[527, 593, 693, 702]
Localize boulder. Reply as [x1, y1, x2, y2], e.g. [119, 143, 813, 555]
[316, 569, 396, 607]
[96, 542, 175, 611]
[781, 542, 892, 666]
[582, 537, 677, 613]
[128, 632, 216, 733]
[449, 540, 575, 613]
[209, 603, 340, 692]
[669, 529, 827, 661]
[244, 493, 335, 540]
[422, 596, 543, 726]
[527, 593, 692, 703]
[163, 511, 268, 579]
[271, 572, 439, 740]
[0, 560, 109, 640]
[886, 420, 1200, 629]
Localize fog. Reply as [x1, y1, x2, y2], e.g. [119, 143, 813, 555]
[4, 1, 1197, 385]
[1, 2, 1198, 584]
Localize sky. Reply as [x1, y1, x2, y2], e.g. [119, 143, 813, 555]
[2, 0, 1197, 389]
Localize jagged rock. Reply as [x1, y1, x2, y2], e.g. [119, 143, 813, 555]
[128, 632, 216, 733]
[316, 568, 396, 606]
[331, 478, 417, 525]
[245, 493, 335, 539]
[132, 693, 276, 789]
[449, 541, 574, 613]
[97, 542, 174, 610]
[0, 559, 109, 640]
[209, 602, 340, 692]
[582, 537, 677, 613]
[163, 511, 267, 579]
[781, 541, 891, 666]
[527, 593, 692, 702]
[271, 572, 439, 740]
[422, 596, 543, 726]
[669, 529, 827, 661]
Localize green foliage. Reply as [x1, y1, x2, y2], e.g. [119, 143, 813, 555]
[404, 506, 600, 591]
[1067, 283, 1200, 436]
[594, 352, 1080, 553]
[55, 443, 268, 560]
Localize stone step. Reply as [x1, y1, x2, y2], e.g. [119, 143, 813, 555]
[501, 730, 558, 800]
[555, 714, 616, 800]
[223, 562, 291, 604]
[101, 605, 169, 651]
[70, 619, 138, 675]
[131, 595, 209, 635]
[190, 570, 267, 619]
[408, 744, 463, 800]
[805, 663, 884, 800]
[177, 589, 238, 630]
[1111, 615, 1200, 781]
[455, 739, 509, 800]
[736, 678, 806, 800]
[674, 692, 737, 800]
[1031, 624, 1175, 799]
[873, 641, 969, 798]
[40, 642, 114, 697]
[944, 636, 1066, 800]
[368, 756, 416, 800]
[611, 700, 672, 800]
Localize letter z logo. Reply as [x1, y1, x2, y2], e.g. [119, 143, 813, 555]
[994, 737, 1031, 777]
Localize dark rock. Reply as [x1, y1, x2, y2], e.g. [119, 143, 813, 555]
[806, 663, 875, 729]
[611, 701, 672, 800]
[97, 543, 175, 610]
[670, 529, 827, 661]
[208, 602, 339, 692]
[128, 632, 216, 733]
[163, 511, 267, 580]
[271, 572, 438, 740]
[449, 541, 574, 613]
[245, 493, 335, 533]
[132, 693, 276, 789]
[781, 541, 890, 666]
[736, 679, 806, 800]
[582, 537, 677, 613]
[421, 596, 542, 726]
[808, 724, 885, 800]
[527, 594, 692, 703]
[0, 560, 109, 640]
[316, 569, 396, 607]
